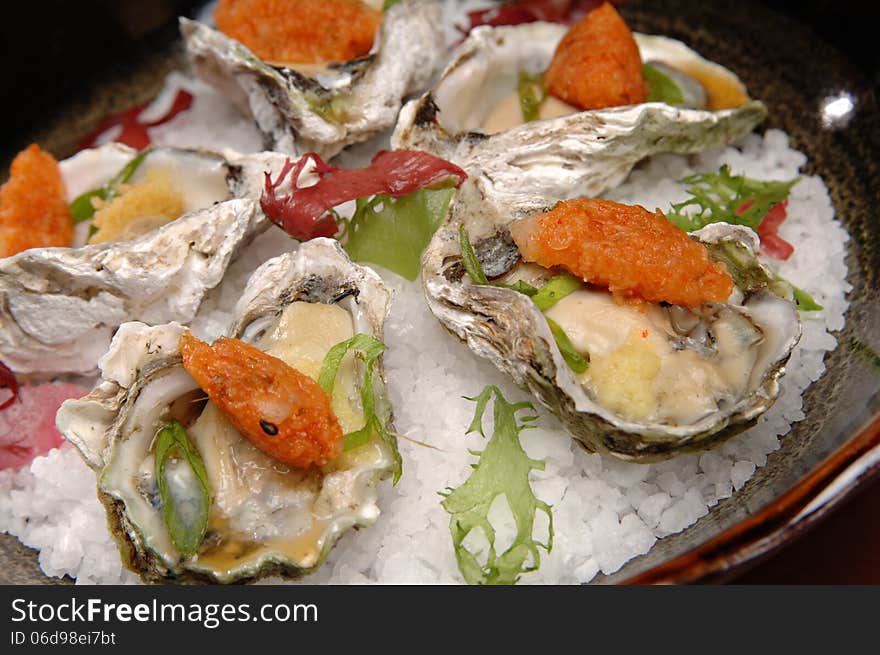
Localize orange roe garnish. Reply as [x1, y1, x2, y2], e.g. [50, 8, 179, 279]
[180, 333, 343, 469]
[543, 2, 647, 110]
[0, 144, 73, 258]
[509, 198, 734, 308]
[214, 0, 382, 65]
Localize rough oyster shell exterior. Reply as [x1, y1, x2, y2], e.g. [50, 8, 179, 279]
[181, 0, 444, 159]
[57, 238, 396, 583]
[392, 22, 767, 205]
[0, 147, 290, 375]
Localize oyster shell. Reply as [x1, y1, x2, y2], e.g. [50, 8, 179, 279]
[0, 199, 261, 375]
[180, 0, 444, 159]
[0, 146, 291, 375]
[57, 238, 397, 583]
[392, 22, 767, 203]
[421, 179, 801, 460]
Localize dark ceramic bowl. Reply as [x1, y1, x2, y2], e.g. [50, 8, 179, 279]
[1, 0, 878, 584]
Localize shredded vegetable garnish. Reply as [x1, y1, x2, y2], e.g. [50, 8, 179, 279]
[459, 231, 587, 371]
[643, 63, 684, 105]
[531, 274, 582, 311]
[69, 149, 152, 223]
[517, 71, 548, 122]
[0, 360, 19, 410]
[155, 420, 211, 557]
[319, 333, 402, 483]
[79, 90, 193, 152]
[458, 225, 489, 285]
[261, 150, 467, 242]
[504, 280, 539, 296]
[666, 165, 800, 259]
[546, 317, 589, 373]
[441, 385, 553, 585]
[788, 280, 823, 312]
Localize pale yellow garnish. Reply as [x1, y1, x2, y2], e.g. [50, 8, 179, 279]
[88, 169, 184, 244]
[587, 330, 661, 422]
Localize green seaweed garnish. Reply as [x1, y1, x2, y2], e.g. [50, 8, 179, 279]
[517, 71, 548, 123]
[643, 63, 684, 106]
[342, 188, 454, 281]
[441, 386, 553, 585]
[666, 165, 799, 232]
[319, 333, 402, 483]
[69, 148, 151, 223]
[155, 420, 211, 557]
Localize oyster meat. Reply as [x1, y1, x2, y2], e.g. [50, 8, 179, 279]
[0, 145, 291, 375]
[57, 238, 397, 582]
[422, 180, 801, 460]
[181, 0, 445, 159]
[392, 22, 767, 204]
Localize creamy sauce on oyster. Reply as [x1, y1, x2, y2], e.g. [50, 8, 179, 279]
[674, 61, 749, 111]
[184, 301, 384, 577]
[481, 92, 578, 134]
[546, 289, 760, 425]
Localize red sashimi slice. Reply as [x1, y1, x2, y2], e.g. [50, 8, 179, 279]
[0, 383, 88, 471]
[261, 150, 467, 241]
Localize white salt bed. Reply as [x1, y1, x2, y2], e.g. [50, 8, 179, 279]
[0, 445, 139, 584]
[0, 64, 851, 587]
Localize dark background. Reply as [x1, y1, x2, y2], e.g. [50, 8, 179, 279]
[1, 0, 878, 161]
[0, 1, 878, 583]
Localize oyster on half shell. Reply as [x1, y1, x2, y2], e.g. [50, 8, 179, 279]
[57, 239, 397, 583]
[0, 146, 291, 375]
[181, 0, 444, 159]
[422, 179, 801, 460]
[392, 22, 767, 204]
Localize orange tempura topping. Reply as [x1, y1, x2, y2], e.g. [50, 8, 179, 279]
[180, 333, 343, 469]
[214, 0, 382, 65]
[0, 144, 73, 258]
[544, 2, 647, 111]
[509, 198, 734, 308]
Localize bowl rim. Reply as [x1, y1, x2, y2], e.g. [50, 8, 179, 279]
[622, 412, 880, 583]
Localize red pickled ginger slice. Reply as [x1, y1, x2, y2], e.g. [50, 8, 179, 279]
[756, 200, 794, 260]
[464, 0, 622, 32]
[0, 383, 88, 471]
[78, 89, 194, 151]
[261, 150, 467, 241]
